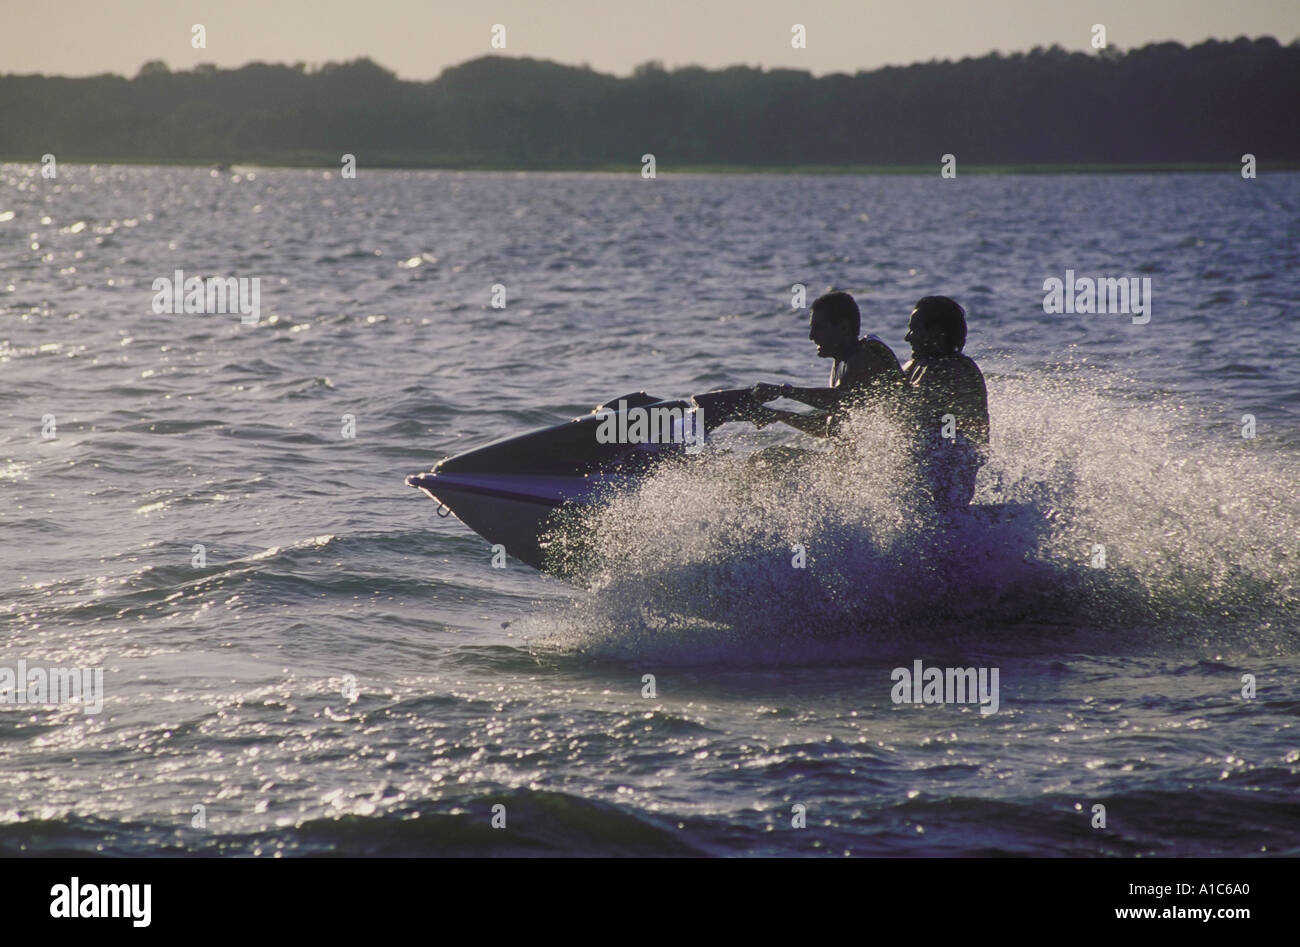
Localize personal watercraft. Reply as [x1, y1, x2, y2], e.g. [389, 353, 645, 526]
[405, 388, 766, 572]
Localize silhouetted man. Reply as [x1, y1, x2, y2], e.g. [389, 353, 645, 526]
[900, 295, 989, 510]
[751, 291, 903, 438]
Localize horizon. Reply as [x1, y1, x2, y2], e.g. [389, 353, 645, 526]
[7, 0, 1300, 80]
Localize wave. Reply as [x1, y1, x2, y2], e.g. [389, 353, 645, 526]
[5, 784, 1295, 856]
[0, 790, 706, 857]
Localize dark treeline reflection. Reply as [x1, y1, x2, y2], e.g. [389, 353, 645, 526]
[3, 38, 1297, 167]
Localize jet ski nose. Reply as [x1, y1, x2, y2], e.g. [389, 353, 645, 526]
[408, 456, 452, 488]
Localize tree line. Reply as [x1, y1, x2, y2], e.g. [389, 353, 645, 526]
[1, 37, 1296, 168]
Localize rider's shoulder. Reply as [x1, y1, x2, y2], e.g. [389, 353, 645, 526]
[857, 335, 902, 371]
[861, 334, 896, 355]
[901, 352, 983, 384]
[951, 352, 985, 378]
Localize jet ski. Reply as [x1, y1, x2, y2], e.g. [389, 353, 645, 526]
[405, 388, 767, 573]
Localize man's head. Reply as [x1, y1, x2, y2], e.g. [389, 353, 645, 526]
[808, 291, 860, 359]
[905, 295, 967, 357]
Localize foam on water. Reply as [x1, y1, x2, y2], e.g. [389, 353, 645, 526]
[535, 364, 1300, 665]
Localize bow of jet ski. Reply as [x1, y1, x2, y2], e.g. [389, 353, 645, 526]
[406, 388, 764, 572]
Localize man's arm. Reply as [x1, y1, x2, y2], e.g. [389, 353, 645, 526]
[751, 382, 840, 412]
[762, 407, 832, 438]
[782, 385, 841, 411]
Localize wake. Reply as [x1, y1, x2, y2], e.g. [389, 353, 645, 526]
[532, 364, 1300, 665]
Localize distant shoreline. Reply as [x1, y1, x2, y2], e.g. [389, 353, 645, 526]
[9, 43, 1297, 173]
[6, 155, 1297, 175]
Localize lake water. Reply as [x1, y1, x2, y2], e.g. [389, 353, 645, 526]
[2, 165, 1298, 855]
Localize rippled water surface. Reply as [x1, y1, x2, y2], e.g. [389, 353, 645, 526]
[2, 165, 1298, 855]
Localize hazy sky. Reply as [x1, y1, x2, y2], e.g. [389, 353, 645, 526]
[9, 0, 1299, 78]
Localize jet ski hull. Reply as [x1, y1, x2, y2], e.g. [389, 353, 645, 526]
[405, 471, 614, 571]
[406, 387, 770, 574]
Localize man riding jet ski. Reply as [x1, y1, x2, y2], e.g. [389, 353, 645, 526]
[406, 292, 988, 573]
